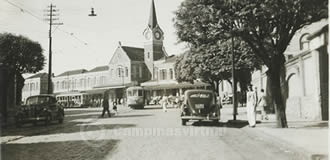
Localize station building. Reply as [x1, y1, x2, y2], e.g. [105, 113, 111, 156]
[22, 0, 209, 106]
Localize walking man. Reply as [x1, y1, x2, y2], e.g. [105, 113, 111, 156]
[101, 92, 111, 118]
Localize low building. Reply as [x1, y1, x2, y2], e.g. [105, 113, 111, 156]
[22, 73, 49, 102]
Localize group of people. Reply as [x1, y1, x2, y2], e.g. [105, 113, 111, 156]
[246, 85, 268, 127]
[159, 95, 184, 112]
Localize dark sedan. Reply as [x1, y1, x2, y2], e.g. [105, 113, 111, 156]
[15, 95, 64, 127]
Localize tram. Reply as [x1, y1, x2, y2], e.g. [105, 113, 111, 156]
[126, 86, 145, 109]
[56, 93, 91, 108]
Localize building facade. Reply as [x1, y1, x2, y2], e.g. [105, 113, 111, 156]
[22, 73, 49, 102]
[21, 0, 209, 105]
[251, 19, 328, 121]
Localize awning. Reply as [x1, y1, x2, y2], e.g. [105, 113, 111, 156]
[142, 81, 210, 90]
[93, 82, 135, 90]
[83, 88, 108, 94]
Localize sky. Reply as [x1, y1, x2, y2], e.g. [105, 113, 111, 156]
[0, 0, 186, 76]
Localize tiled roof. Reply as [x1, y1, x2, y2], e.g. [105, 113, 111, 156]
[56, 69, 88, 77]
[88, 65, 109, 73]
[26, 73, 48, 79]
[121, 46, 145, 61]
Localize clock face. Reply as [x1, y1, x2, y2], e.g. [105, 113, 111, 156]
[145, 31, 151, 40]
[154, 31, 161, 40]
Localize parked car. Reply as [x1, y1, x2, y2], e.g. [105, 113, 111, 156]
[180, 90, 221, 125]
[15, 95, 64, 127]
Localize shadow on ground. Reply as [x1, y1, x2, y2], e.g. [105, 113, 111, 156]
[188, 119, 261, 128]
[1, 109, 136, 137]
[64, 108, 101, 115]
[2, 139, 119, 160]
[112, 114, 153, 119]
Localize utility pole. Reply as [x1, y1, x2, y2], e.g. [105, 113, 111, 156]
[44, 4, 63, 94]
[230, 0, 237, 120]
[232, 36, 237, 120]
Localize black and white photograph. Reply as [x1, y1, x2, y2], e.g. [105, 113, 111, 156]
[0, 0, 328, 159]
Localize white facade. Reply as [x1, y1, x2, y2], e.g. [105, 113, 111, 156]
[22, 73, 48, 102]
[53, 69, 109, 94]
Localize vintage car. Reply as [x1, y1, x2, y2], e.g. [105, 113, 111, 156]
[180, 90, 221, 125]
[15, 95, 64, 127]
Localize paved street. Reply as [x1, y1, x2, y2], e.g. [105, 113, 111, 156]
[1, 105, 305, 160]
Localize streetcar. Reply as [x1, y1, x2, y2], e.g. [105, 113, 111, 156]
[56, 93, 91, 108]
[126, 86, 145, 109]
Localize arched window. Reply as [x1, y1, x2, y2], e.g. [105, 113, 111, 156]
[299, 33, 310, 50]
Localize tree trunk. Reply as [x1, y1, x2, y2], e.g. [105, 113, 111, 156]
[16, 73, 25, 105]
[0, 66, 9, 123]
[268, 55, 288, 128]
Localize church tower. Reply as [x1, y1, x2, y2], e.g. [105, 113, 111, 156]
[143, 0, 165, 80]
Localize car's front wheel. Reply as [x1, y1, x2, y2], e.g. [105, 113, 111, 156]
[15, 116, 22, 128]
[181, 119, 187, 126]
[58, 111, 64, 124]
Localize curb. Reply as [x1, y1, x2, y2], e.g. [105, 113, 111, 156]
[241, 126, 328, 160]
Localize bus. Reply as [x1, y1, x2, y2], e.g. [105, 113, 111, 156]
[126, 86, 145, 109]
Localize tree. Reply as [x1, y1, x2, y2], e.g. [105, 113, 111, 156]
[174, 39, 262, 94]
[0, 33, 44, 111]
[174, 0, 328, 127]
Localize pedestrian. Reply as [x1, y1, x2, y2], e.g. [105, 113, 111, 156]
[113, 101, 118, 115]
[258, 89, 269, 120]
[101, 93, 111, 118]
[246, 85, 257, 127]
[174, 97, 179, 108]
[161, 96, 168, 112]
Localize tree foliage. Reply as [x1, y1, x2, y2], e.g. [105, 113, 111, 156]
[0, 33, 45, 105]
[0, 33, 45, 73]
[174, 39, 262, 92]
[174, 0, 327, 127]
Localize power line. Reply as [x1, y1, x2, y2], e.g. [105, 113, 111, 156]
[4, 0, 97, 55]
[5, 0, 45, 23]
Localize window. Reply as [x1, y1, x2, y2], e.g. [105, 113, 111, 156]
[154, 67, 158, 80]
[125, 67, 128, 77]
[139, 65, 143, 78]
[299, 33, 310, 50]
[110, 69, 114, 77]
[71, 80, 75, 89]
[117, 68, 122, 77]
[128, 91, 132, 96]
[68, 80, 71, 89]
[80, 79, 83, 88]
[133, 90, 138, 96]
[169, 69, 174, 79]
[132, 66, 136, 78]
[147, 52, 150, 59]
[138, 90, 143, 96]
[160, 69, 167, 80]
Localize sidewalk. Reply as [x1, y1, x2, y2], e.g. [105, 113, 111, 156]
[222, 105, 328, 160]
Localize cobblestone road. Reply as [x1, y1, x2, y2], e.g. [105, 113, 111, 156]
[1, 105, 301, 160]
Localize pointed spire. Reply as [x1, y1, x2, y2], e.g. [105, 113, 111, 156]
[148, 0, 158, 29]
